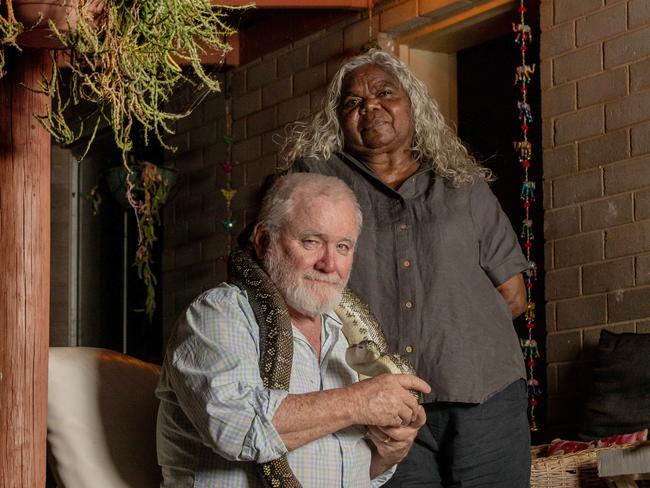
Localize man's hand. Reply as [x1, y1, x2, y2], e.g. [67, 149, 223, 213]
[349, 373, 430, 427]
[367, 404, 427, 477]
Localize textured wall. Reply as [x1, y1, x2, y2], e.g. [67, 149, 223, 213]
[540, 0, 650, 436]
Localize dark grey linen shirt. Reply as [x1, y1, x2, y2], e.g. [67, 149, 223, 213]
[292, 152, 528, 404]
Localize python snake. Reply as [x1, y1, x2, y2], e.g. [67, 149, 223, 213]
[228, 246, 418, 488]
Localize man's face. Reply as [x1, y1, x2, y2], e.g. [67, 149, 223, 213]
[262, 195, 358, 317]
[338, 64, 414, 159]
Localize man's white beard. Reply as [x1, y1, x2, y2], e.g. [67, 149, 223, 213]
[263, 244, 346, 317]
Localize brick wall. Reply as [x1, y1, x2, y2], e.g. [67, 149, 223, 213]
[541, 0, 650, 436]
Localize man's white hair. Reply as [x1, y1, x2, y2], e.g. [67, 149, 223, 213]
[256, 172, 363, 240]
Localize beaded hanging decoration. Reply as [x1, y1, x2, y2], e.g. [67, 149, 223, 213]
[513, 0, 541, 432]
[219, 72, 239, 263]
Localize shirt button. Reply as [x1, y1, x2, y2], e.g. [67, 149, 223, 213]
[403, 259, 411, 268]
[399, 223, 409, 231]
[405, 345, 413, 353]
[404, 300, 413, 309]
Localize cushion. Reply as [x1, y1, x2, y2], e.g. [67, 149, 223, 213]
[47, 347, 162, 488]
[578, 331, 650, 440]
[546, 429, 648, 456]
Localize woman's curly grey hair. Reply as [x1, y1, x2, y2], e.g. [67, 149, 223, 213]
[278, 48, 491, 186]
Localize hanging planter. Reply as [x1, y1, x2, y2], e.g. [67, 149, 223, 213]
[12, 0, 103, 49]
[105, 161, 178, 321]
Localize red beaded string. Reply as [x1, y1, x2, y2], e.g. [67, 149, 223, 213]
[513, 0, 540, 432]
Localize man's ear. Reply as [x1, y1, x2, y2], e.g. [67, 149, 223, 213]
[252, 223, 269, 259]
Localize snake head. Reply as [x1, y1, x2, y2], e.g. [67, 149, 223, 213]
[345, 340, 381, 367]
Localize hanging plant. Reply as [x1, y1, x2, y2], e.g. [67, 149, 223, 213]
[0, 0, 24, 76]
[1, 0, 251, 320]
[105, 160, 178, 321]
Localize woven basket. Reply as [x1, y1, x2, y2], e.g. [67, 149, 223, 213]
[530, 443, 635, 488]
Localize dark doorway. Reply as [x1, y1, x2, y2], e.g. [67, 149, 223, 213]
[457, 21, 545, 441]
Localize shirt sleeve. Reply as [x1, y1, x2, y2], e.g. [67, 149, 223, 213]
[469, 179, 529, 286]
[164, 285, 289, 463]
[371, 465, 397, 487]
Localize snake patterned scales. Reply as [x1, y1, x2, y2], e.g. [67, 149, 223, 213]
[228, 246, 418, 488]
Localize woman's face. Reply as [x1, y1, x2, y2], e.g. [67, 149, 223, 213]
[338, 64, 414, 160]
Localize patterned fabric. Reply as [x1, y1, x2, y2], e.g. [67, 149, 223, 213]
[156, 283, 394, 487]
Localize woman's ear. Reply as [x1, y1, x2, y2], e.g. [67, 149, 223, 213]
[252, 223, 268, 259]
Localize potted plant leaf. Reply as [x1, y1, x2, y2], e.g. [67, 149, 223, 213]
[0, 0, 251, 318]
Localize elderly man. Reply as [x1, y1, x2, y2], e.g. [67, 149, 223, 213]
[282, 49, 531, 487]
[156, 173, 430, 487]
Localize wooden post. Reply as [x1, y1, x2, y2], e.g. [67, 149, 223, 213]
[0, 49, 51, 488]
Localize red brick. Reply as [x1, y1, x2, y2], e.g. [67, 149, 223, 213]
[541, 22, 575, 58]
[232, 136, 261, 163]
[247, 59, 277, 90]
[278, 46, 309, 79]
[605, 220, 650, 258]
[247, 107, 277, 138]
[553, 44, 602, 85]
[544, 205, 580, 239]
[557, 294, 607, 330]
[545, 240, 554, 272]
[606, 90, 650, 131]
[636, 253, 650, 285]
[608, 286, 650, 322]
[578, 130, 630, 170]
[343, 17, 379, 51]
[262, 77, 293, 108]
[542, 117, 553, 150]
[576, 3, 627, 46]
[546, 267, 581, 300]
[543, 144, 578, 179]
[175, 241, 202, 268]
[546, 330, 582, 362]
[546, 363, 558, 395]
[232, 89, 261, 119]
[581, 194, 634, 231]
[188, 216, 216, 242]
[553, 169, 602, 207]
[540, 0, 554, 31]
[630, 58, 650, 93]
[278, 93, 311, 126]
[540, 58, 553, 92]
[583, 257, 635, 294]
[578, 68, 627, 108]
[603, 156, 650, 194]
[309, 31, 344, 66]
[555, 231, 604, 267]
[543, 177, 553, 210]
[294, 63, 327, 95]
[230, 68, 246, 97]
[262, 129, 284, 156]
[635, 188, 650, 220]
[380, 0, 429, 34]
[542, 83, 576, 118]
[604, 25, 650, 69]
[555, 105, 604, 145]
[631, 123, 650, 156]
[629, 0, 650, 29]
[546, 300, 557, 332]
[554, 0, 602, 24]
[246, 154, 276, 187]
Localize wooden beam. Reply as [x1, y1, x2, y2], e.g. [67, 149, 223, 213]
[220, 0, 369, 8]
[0, 49, 51, 488]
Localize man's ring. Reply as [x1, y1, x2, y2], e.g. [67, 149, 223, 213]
[382, 437, 391, 444]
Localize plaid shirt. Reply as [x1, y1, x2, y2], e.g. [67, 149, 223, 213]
[156, 284, 394, 487]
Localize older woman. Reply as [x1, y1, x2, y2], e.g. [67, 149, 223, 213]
[281, 49, 531, 487]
